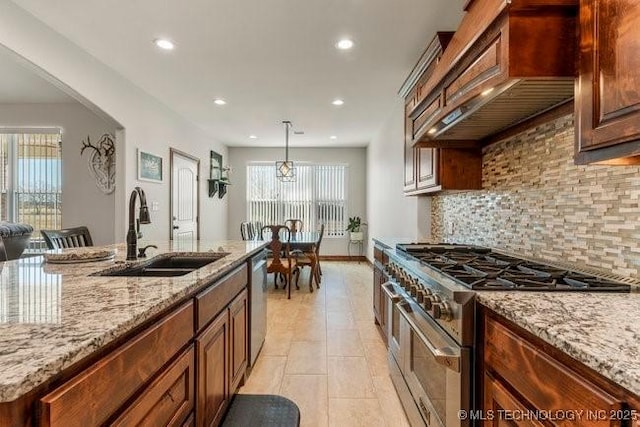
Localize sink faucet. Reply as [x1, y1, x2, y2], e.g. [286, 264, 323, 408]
[127, 187, 151, 261]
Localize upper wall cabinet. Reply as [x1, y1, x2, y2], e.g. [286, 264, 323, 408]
[411, 0, 577, 146]
[401, 33, 483, 195]
[575, 0, 640, 165]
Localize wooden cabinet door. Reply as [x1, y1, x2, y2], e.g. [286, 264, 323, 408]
[196, 309, 230, 427]
[576, 0, 640, 162]
[416, 148, 438, 190]
[229, 289, 248, 393]
[404, 102, 417, 192]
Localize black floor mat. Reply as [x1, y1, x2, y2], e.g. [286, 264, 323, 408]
[221, 394, 301, 426]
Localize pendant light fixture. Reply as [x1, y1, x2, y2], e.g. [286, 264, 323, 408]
[276, 120, 296, 182]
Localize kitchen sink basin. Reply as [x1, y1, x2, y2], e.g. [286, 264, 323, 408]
[93, 252, 229, 277]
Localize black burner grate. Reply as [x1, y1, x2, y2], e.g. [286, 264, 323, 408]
[396, 243, 630, 292]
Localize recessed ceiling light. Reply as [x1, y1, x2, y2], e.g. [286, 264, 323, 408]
[213, 98, 226, 105]
[332, 99, 344, 106]
[428, 127, 437, 135]
[154, 38, 175, 50]
[336, 39, 354, 50]
[249, 135, 258, 139]
[330, 135, 337, 140]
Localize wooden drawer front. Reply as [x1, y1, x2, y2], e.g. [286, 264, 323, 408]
[445, 34, 502, 106]
[40, 302, 194, 427]
[196, 264, 248, 331]
[484, 372, 544, 427]
[112, 346, 195, 426]
[373, 246, 384, 263]
[412, 96, 441, 139]
[373, 246, 388, 265]
[484, 317, 623, 426]
[229, 289, 248, 393]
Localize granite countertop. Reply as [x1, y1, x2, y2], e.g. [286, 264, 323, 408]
[477, 292, 640, 397]
[0, 240, 267, 403]
[372, 237, 640, 397]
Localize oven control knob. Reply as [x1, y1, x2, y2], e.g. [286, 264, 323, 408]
[432, 302, 452, 321]
[401, 275, 411, 289]
[423, 294, 441, 310]
[397, 272, 407, 285]
[386, 266, 394, 279]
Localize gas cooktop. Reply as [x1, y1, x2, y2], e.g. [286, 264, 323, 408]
[396, 243, 630, 292]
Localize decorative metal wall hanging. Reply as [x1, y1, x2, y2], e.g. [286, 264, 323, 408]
[80, 133, 116, 194]
[208, 150, 231, 198]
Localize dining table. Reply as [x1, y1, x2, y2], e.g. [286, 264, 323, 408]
[288, 231, 321, 251]
[256, 229, 320, 250]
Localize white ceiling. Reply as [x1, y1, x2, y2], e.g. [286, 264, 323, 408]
[11, 0, 463, 147]
[0, 46, 76, 103]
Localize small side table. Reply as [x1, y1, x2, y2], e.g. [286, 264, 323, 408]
[347, 238, 364, 261]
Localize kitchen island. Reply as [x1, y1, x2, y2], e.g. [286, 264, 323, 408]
[0, 239, 268, 426]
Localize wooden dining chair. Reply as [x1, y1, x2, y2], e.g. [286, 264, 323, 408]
[41, 226, 94, 250]
[284, 219, 303, 233]
[240, 222, 256, 240]
[293, 223, 324, 291]
[261, 225, 297, 299]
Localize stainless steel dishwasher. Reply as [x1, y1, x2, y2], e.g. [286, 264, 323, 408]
[249, 250, 267, 367]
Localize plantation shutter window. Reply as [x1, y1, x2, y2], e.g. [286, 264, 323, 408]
[247, 163, 347, 237]
[0, 130, 63, 251]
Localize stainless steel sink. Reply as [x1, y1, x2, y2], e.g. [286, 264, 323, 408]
[93, 252, 229, 277]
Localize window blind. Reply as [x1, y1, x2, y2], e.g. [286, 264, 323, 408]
[0, 131, 62, 251]
[247, 163, 347, 237]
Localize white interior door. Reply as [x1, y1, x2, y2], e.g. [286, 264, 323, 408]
[171, 151, 199, 242]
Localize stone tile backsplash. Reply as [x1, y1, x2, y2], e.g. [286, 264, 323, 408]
[431, 115, 640, 279]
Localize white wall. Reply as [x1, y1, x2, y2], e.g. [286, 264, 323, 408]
[366, 99, 429, 261]
[228, 147, 367, 256]
[0, 3, 227, 243]
[0, 103, 117, 244]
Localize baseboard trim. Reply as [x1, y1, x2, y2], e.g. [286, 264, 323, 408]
[319, 255, 368, 262]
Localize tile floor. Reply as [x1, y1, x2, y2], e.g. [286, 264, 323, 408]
[239, 261, 410, 427]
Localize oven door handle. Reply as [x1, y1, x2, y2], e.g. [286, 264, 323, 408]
[397, 302, 461, 373]
[382, 282, 401, 302]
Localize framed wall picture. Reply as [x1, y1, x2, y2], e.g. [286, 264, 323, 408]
[210, 150, 223, 180]
[137, 149, 163, 183]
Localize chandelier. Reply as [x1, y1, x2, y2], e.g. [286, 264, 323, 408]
[276, 120, 296, 182]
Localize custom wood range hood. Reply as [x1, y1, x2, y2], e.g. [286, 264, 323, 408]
[407, 0, 577, 147]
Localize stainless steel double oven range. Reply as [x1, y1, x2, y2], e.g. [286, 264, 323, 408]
[378, 243, 630, 427]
